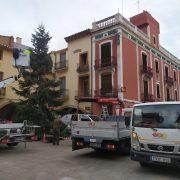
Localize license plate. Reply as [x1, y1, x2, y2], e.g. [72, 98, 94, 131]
[151, 156, 171, 163]
[90, 143, 101, 148]
[90, 138, 96, 143]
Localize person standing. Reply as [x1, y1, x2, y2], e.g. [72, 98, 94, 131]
[52, 117, 61, 145]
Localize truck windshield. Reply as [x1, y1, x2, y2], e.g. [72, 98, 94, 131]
[133, 104, 180, 129]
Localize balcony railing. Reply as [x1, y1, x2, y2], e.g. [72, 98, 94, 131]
[166, 98, 175, 102]
[92, 13, 150, 42]
[75, 89, 92, 98]
[94, 89, 118, 98]
[140, 65, 153, 78]
[58, 89, 69, 100]
[141, 93, 155, 102]
[55, 60, 68, 70]
[165, 76, 174, 86]
[94, 56, 117, 71]
[77, 64, 89, 73]
[0, 88, 6, 98]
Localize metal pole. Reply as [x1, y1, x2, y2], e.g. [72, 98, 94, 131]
[122, 0, 124, 15]
[138, 0, 140, 13]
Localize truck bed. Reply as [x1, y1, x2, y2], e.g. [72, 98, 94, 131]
[71, 120, 130, 143]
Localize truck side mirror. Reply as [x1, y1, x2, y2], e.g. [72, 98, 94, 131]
[124, 116, 130, 127]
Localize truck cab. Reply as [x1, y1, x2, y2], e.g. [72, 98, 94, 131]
[131, 102, 180, 167]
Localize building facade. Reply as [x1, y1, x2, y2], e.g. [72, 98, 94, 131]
[51, 31, 92, 113]
[0, 35, 20, 109]
[53, 11, 180, 116]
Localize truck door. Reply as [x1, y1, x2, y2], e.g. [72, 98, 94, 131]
[71, 114, 90, 151]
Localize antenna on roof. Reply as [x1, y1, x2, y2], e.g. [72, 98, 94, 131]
[121, 0, 124, 15]
[138, 0, 140, 13]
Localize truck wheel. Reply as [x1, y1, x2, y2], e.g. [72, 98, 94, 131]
[7, 143, 18, 147]
[139, 162, 149, 168]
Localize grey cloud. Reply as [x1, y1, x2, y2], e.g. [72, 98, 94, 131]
[0, 0, 179, 58]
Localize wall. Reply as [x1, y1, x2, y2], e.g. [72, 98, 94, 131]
[0, 49, 19, 108]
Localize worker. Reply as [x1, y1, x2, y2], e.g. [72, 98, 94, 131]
[52, 117, 61, 145]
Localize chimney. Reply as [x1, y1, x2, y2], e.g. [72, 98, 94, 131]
[16, 37, 22, 44]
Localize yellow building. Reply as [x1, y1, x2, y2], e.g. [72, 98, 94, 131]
[0, 35, 19, 111]
[51, 29, 92, 113]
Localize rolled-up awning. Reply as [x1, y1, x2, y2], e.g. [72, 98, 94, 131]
[97, 98, 119, 104]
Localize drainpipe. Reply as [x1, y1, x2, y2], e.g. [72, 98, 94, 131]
[90, 35, 93, 114]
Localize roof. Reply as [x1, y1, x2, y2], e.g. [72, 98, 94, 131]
[65, 29, 91, 42]
[51, 48, 68, 54]
[134, 102, 180, 107]
[0, 35, 14, 50]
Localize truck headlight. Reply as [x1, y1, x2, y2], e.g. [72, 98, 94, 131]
[132, 132, 140, 151]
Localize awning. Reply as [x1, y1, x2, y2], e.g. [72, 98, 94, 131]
[97, 98, 120, 104]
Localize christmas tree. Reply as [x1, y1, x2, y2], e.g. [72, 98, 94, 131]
[13, 25, 62, 130]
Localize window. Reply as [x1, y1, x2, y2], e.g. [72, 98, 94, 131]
[155, 61, 159, 73]
[156, 84, 160, 99]
[175, 90, 178, 101]
[142, 53, 147, 70]
[153, 36, 156, 45]
[174, 71, 177, 81]
[165, 66, 169, 79]
[59, 52, 66, 68]
[143, 80, 149, 97]
[0, 50, 3, 60]
[0, 72, 3, 81]
[60, 52, 66, 62]
[80, 53, 87, 65]
[101, 42, 111, 65]
[166, 88, 170, 101]
[60, 77, 66, 90]
[79, 76, 89, 96]
[101, 73, 112, 93]
[60, 77, 66, 97]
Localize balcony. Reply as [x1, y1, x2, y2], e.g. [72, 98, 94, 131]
[140, 65, 153, 78]
[165, 76, 174, 86]
[94, 56, 117, 71]
[55, 60, 68, 71]
[76, 89, 92, 97]
[77, 64, 89, 74]
[166, 98, 175, 102]
[141, 94, 155, 102]
[57, 89, 69, 100]
[0, 88, 6, 98]
[75, 89, 92, 101]
[94, 89, 118, 98]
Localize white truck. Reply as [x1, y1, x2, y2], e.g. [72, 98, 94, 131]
[0, 121, 33, 147]
[71, 114, 131, 153]
[131, 102, 180, 167]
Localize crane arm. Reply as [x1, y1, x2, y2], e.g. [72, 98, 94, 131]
[0, 76, 19, 89]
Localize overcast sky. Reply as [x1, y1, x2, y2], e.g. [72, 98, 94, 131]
[0, 0, 180, 58]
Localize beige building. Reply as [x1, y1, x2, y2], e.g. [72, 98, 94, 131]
[51, 30, 92, 113]
[0, 35, 19, 110]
